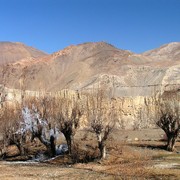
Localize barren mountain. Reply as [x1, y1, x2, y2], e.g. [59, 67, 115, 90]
[0, 42, 179, 97]
[0, 42, 47, 65]
[143, 42, 180, 61]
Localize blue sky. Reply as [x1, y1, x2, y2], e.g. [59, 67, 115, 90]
[0, 0, 180, 54]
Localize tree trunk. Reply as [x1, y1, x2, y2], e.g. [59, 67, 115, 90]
[50, 135, 56, 157]
[17, 144, 26, 156]
[65, 135, 72, 154]
[37, 134, 56, 157]
[98, 141, 106, 159]
[166, 134, 177, 151]
[102, 145, 106, 159]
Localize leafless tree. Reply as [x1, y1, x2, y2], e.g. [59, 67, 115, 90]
[55, 97, 82, 154]
[0, 96, 58, 158]
[0, 104, 27, 156]
[87, 90, 115, 159]
[155, 91, 180, 151]
[23, 96, 57, 157]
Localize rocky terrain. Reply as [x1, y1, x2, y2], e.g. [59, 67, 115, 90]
[0, 42, 47, 65]
[0, 41, 179, 97]
[0, 41, 179, 129]
[0, 42, 180, 179]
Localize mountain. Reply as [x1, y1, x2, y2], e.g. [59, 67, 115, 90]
[0, 41, 179, 97]
[143, 42, 180, 61]
[0, 42, 47, 65]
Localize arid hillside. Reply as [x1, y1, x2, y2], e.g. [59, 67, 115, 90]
[143, 42, 180, 62]
[0, 42, 47, 65]
[0, 41, 179, 96]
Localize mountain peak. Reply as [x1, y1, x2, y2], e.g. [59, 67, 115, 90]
[143, 42, 180, 61]
[51, 41, 118, 59]
[0, 41, 47, 64]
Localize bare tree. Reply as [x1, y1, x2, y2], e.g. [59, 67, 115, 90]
[55, 97, 82, 154]
[0, 96, 58, 158]
[91, 118, 114, 159]
[23, 97, 57, 157]
[87, 90, 115, 159]
[0, 104, 27, 156]
[155, 91, 180, 151]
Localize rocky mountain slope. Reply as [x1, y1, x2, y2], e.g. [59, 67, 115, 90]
[143, 42, 180, 61]
[0, 41, 179, 129]
[0, 41, 179, 97]
[0, 42, 47, 65]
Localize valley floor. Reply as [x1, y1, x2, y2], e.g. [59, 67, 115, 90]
[0, 161, 115, 180]
[0, 128, 180, 179]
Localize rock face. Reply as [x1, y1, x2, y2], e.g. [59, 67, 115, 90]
[0, 41, 179, 97]
[0, 42, 47, 65]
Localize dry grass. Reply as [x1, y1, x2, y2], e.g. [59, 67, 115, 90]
[74, 143, 153, 179]
[72, 135, 180, 179]
[1, 129, 180, 179]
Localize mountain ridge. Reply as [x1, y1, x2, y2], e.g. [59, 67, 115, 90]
[0, 42, 47, 65]
[0, 41, 179, 97]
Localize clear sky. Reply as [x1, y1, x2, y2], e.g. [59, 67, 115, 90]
[0, 0, 180, 54]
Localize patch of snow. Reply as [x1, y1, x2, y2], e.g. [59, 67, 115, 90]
[2, 161, 39, 165]
[153, 163, 179, 169]
[56, 144, 68, 155]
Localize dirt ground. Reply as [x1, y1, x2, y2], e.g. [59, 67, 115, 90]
[0, 128, 180, 180]
[0, 161, 116, 180]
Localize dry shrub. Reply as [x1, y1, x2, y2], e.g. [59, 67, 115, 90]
[96, 144, 152, 178]
[71, 142, 99, 163]
[74, 143, 152, 179]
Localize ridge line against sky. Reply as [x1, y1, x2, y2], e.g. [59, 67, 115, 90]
[0, 0, 180, 54]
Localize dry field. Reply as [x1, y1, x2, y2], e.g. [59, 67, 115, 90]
[0, 128, 180, 180]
